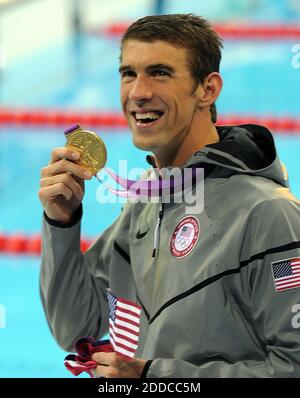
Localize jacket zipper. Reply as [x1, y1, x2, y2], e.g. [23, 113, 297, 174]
[152, 204, 164, 258]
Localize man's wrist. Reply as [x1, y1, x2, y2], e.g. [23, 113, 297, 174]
[43, 204, 83, 228]
[140, 360, 153, 378]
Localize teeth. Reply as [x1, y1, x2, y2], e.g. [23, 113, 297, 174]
[135, 112, 161, 121]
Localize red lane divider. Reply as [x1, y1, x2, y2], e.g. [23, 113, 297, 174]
[0, 233, 93, 255]
[0, 109, 299, 133]
[100, 22, 300, 40]
[219, 115, 300, 133]
[214, 23, 300, 39]
[0, 109, 128, 128]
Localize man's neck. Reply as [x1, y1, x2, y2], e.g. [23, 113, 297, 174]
[154, 123, 220, 169]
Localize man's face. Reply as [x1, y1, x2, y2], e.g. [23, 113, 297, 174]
[120, 40, 201, 155]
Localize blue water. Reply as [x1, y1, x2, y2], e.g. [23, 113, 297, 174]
[0, 256, 74, 378]
[1, 2, 300, 378]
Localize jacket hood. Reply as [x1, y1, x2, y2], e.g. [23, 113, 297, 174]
[188, 124, 289, 188]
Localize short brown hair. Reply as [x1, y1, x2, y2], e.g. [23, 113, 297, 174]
[120, 14, 223, 123]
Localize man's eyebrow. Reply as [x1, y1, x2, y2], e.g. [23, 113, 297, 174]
[146, 64, 176, 74]
[118, 63, 176, 74]
[119, 65, 132, 74]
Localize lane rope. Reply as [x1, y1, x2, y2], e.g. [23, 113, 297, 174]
[99, 22, 300, 40]
[0, 109, 299, 133]
[0, 233, 93, 255]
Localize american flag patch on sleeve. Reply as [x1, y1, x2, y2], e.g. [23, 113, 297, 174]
[271, 257, 300, 292]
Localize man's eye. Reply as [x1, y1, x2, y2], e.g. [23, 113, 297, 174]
[151, 70, 170, 77]
[121, 71, 135, 79]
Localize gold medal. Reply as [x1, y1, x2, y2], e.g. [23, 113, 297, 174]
[64, 123, 107, 175]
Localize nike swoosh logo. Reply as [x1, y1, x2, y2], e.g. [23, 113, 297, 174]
[136, 228, 150, 239]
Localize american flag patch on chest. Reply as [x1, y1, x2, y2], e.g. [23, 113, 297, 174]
[271, 258, 300, 292]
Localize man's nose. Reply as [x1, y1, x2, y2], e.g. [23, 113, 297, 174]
[129, 76, 152, 104]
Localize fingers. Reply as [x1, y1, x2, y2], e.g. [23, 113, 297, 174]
[50, 147, 81, 164]
[91, 354, 145, 378]
[44, 147, 93, 180]
[92, 352, 129, 378]
[41, 158, 92, 180]
[92, 353, 117, 378]
[39, 183, 73, 202]
[94, 364, 119, 379]
[38, 146, 89, 222]
[40, 173, 84, 201]
[92, 352, 117, 366]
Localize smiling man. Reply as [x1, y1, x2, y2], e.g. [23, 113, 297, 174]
[39, 14, 300, 378]
[119, 38, 222, 168]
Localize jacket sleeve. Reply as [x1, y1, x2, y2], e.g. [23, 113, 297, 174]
[39, 204, 131, 352]
[145, 195, 300, 378]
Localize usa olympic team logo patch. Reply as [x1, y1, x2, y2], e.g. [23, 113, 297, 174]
[170, 216, 200, 258]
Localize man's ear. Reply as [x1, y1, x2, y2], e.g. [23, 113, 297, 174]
[194, 72, 223, 108]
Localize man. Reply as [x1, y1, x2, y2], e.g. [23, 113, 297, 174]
[39, 14, 300, 377]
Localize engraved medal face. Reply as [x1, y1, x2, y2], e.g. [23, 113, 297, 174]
[65, 125, 107, 174]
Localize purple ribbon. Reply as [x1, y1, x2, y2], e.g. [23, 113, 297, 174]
[100, 167, 201, 198]
[63, 125, 201, 199]
[64, 123, 80, 135]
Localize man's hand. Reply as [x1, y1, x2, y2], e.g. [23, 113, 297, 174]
[92, 352, 147, 378]
[38, 147, 93, 224]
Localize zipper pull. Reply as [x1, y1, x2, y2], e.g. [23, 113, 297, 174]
[152, 208, 164, 258]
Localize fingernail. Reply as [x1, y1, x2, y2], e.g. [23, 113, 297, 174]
[72, 152, 80, 160]
[84, 171, 92, 178]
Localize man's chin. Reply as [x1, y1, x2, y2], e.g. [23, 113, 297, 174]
[132, 136, 157, 152]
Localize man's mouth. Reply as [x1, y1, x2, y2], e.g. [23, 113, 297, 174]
[132, 111, 164, 126]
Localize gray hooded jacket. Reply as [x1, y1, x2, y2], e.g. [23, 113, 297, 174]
[40, 124, 300, 377]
